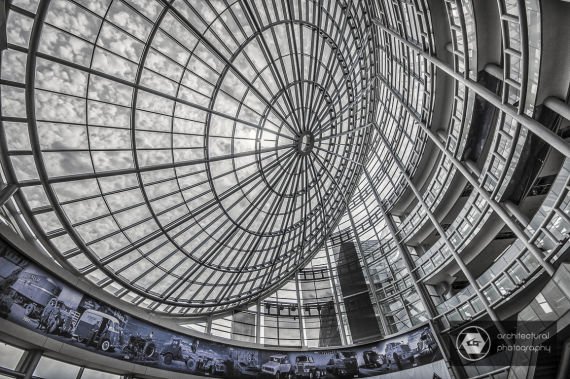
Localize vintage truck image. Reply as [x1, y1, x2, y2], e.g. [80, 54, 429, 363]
[326, 351, 358, 378]
[160, 337, 197, 369]
[0, 255, 26, 317]
[9, 272, 61, 319]
[413, 329, 438, 364]
[293, 355, 321, 379]
[262, 355, 293, 379]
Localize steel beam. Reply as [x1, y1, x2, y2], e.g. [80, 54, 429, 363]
[373, 20, 570, 158]
[374, 71, 557, 277]
[0, 184, 18, 207]
[371, 119, 509, 337]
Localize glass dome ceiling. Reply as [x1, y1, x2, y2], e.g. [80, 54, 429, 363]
[0, 0, 419, 314]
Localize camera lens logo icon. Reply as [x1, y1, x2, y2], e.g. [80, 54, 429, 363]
[456, 326, 491, 361]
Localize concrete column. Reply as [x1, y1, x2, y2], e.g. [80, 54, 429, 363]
[256, 301, 261, 344]
[556, 338, 570, 379]
[484, 63, 504, 80]
[206, 314, 213, 335]
[545, 97, 570, 121]
[294, 275, 306, 347]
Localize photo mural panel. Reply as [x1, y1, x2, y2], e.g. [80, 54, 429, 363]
[0, 238, 444, 377]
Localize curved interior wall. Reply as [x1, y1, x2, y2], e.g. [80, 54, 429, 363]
[0, 235, 449, 378]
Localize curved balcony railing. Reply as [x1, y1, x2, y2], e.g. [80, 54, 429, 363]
[351, 0, 476, 280]
[435, 157, 570, 328]
[393, 0, 477, 245]
[409, 0, 541, 281]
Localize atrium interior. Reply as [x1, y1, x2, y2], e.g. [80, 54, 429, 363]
[0, 0, 569, 378]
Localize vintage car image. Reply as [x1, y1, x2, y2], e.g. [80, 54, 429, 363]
[72, 309, 122, 352]
[228, 349, 261, 378]
[204, 357, 227, 376]
[262, 355, 293, 379]
[233, 359, 262, 378]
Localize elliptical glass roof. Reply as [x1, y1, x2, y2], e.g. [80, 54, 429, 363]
[0, 0, 426, 315]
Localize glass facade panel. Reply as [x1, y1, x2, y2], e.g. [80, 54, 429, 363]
[33, 357, 80, 379]
[0, 342, 24, 371]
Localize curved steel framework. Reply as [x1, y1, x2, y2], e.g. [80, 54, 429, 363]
[2, 0, 570, 363]
[183, 0, 570, 351]
[0, 0, 408, 314]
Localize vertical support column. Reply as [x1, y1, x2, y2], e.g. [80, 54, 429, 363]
[0, 0, 7, 51]
[17, 349, 42, 379]
[206, 314, 213, 335]
[556, 338, 570, 379]
[294, 274, 306, 347]
[256, 300, 262, 344]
